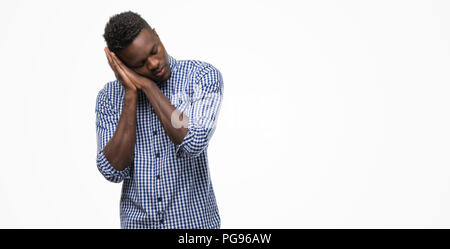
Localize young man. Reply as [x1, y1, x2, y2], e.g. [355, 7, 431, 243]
[96, 11, 223, 229]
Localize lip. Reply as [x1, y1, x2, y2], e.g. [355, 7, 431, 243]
[155, 66, 165, 77]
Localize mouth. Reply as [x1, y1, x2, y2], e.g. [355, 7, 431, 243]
[154, 66, 165, 78]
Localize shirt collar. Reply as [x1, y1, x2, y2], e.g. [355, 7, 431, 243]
[168, 54, 178, 74]
[158, 54, 177, 91]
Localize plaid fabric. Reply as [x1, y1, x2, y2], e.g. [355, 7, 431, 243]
[95, 55, 223, 229]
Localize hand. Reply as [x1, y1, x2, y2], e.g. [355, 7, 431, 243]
[104, 47, 152, 92]
[104, 47, 137, 92]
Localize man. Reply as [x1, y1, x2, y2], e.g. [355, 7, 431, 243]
[96, 11, 223, 229]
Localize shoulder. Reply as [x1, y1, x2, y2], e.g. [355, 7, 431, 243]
[99, 80, 123, 95]
[178, 59, 223, 90]
[96, 80, 124, 110]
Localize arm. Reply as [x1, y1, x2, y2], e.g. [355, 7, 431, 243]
[106, 51, 223, 158]
[141, 82, 189, 145]
[173, 66, 224, 158]
[95, 88, 136, 182]
[95, 48, 139, 182]
[103, 90, 138, 171]
[107, 51, 189, 146]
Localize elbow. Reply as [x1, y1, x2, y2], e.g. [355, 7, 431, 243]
[96, 150, 131, 183]
[175, 138, 209, 158]
[175, 127, 213, 158]
[96, 164, 124, 183]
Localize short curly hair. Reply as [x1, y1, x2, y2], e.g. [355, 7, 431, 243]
[103, 11, 152, 53]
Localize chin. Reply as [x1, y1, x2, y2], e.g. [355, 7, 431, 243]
[159, 70, 171, 83]
[154, 78, 167, 86]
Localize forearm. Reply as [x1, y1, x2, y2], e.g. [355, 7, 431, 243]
[103, 90, 138, 171]
[142, 81, 188, 145]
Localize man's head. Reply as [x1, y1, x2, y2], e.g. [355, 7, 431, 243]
[103, 11, 171, 83]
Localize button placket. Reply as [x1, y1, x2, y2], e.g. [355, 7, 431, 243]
[156, 87, 171, 228]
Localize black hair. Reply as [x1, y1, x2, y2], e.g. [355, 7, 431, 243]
[103, 11, 151, 53]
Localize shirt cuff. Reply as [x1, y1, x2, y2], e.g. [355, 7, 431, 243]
[174, 124, 196, 158]
[96, 149, 131, 182]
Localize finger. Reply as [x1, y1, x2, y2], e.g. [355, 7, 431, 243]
[111, 52, 128, 70]
[104, 49, 114, 69]
[108, 51, 121, 71]
[104, 48, 116, 69]
[108, 51, 118, 69]
[104, 47, 112, 61]
[114, 57, 128, 80]
[107, 52, 120, 77]
[110, 54, 137, 87]
[105, 46, 113, 56]
[105, 49, 125, 82]
[122, 67, 134, 81]
[110, 52, 137, 81]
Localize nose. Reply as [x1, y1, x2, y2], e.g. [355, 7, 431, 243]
[146, 57, 159, 72]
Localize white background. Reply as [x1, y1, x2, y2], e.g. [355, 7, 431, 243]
[0, 0, 449, 228]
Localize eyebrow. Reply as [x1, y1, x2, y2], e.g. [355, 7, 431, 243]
[132, 42, 158, 67]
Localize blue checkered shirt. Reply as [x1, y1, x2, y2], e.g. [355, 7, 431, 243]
[95, 55, 223, 229]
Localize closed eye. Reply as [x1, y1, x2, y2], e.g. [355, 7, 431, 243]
[132, 43, 159, 68]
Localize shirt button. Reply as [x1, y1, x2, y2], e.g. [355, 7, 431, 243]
[160, 219, 164, 224]
[156, 175, 160, 180]
[153, 130, 157, 136]
[155, 152, 160, 158]
[158, 197, 162, 202]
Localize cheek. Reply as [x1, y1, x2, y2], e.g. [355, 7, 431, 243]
[134, 67, 147, 76]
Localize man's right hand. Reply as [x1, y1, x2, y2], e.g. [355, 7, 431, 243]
[104, 47, 137, 93]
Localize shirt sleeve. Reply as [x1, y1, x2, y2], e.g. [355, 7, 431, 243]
[175, 65, 224, 158]
[95, 87, 132, 183]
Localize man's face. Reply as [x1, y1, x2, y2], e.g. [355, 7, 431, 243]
[117, 27, 171, 83]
